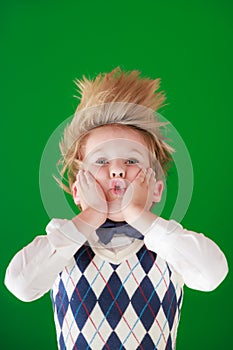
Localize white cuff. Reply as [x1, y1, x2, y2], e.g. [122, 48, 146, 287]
[144, 217, 182, 256]
[58, 220, 87, 245]
[46, 218, 86, 245]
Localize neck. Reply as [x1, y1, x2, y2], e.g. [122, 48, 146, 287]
[107, 200, 126, 222]
[107, 213, 125, 222]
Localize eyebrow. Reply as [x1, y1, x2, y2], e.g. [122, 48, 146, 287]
[130, 149, 146, 156]
[87, 148, 146, 159]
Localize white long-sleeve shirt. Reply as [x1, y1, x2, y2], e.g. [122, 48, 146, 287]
[4, 216, 228, 302]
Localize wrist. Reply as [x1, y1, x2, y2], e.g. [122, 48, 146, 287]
[123, 206, 158, 235]
[122, 205, 144, 223]
[72, 208, 106, 239]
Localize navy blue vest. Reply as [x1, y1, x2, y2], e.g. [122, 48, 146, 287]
[51, 243, 183, 350]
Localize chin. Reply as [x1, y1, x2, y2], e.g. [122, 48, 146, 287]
[107, 200, 125, 222]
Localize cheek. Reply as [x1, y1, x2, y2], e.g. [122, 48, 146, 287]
[86, 165, 108, 180]
[127, 166, 142, 181]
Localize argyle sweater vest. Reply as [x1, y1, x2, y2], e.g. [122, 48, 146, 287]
[51, 243, 184, 350]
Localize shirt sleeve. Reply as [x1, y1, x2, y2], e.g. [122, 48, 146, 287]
[144, 217, 229, 291]
[4, 218, 87, 302]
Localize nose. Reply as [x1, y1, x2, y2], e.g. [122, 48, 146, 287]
[110, 160, 126, 178]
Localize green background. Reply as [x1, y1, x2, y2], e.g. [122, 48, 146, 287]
[1, 0, 232, 349]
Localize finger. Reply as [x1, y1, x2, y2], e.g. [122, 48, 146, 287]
[145, 168, 153, 184]
[135, 168, 146, 183]
[84, 170, 96, 185]
[83, 170, 90, 185]
[150, 168, 157, 184]
[78, 170, 88, 187]
[148, 171, 157, 192]
[74, 173, 80, 190]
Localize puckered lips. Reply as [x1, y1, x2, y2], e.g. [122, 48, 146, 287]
[109, 179, 127, 196]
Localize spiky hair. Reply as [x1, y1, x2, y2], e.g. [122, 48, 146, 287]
[58, 67, 175, 193]
[74, 66, 166, 111]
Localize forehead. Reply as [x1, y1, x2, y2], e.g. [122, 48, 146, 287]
[82, 125, 149, 158]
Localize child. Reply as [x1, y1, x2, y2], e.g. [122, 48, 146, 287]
[5, 67, 228, 350]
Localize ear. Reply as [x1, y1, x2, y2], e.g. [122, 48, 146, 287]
[72, 181, 81, 205]
[152, 180, 164, 203]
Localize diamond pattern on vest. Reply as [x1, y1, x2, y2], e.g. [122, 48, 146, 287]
[51, 244, 183, 350]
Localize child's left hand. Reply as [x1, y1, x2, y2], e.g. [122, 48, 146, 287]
[121, 168, 156, 223]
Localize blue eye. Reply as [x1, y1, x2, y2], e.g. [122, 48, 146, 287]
[126, 159, 139, 165]
[96, 158, 108, 165]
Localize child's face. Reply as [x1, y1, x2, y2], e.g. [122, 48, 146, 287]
[74, 125, 163, 220]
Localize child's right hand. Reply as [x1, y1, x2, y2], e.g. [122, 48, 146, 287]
[75, 170, 108, 218]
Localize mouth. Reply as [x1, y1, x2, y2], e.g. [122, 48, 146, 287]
[109, 179, 127, 196]
[110, 186, 126, 196]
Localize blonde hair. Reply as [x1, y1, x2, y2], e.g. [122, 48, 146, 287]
[57, 67, 175, 194]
